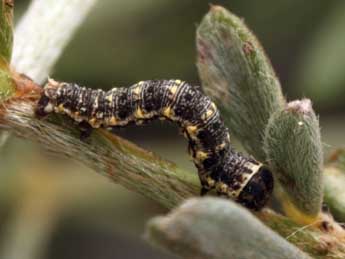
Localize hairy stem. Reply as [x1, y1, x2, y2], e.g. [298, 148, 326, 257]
[324, 150, 345, 221]
[1, 96, 199, 209]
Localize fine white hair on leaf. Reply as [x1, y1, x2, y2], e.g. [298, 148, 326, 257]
[12, 0, 98, 83]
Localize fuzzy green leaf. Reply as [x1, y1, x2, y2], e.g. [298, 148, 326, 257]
[146, 198, 311, 259]
[196, 5, 285, 160]
[264, 99, 323, 219]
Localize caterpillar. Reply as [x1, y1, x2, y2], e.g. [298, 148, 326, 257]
[36, 79, 273, 210]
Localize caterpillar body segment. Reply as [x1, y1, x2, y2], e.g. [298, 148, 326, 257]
[36, 79, 273, 210]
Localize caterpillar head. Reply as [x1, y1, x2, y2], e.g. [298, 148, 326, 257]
[236, 166, 274, 210]
[35, 79, 61, 117]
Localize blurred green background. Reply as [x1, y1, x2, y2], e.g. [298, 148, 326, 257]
[1, 0, 345, 258]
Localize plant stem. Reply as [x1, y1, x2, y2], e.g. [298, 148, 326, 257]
[323, 150, 345, 221]
[0, 93, 200, 209]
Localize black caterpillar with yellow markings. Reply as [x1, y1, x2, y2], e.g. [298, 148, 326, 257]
[36, 79, 273, 210]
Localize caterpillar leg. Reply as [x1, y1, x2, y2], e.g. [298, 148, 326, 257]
[78, 121, 93, 140]
[216, 191, 227, 197]
[35, 95, 52, 118]
[200, 187, 209, 196]
[199, 174, 216, 197]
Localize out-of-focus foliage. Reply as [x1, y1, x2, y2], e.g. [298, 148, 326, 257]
[294, 1, 345, 111]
